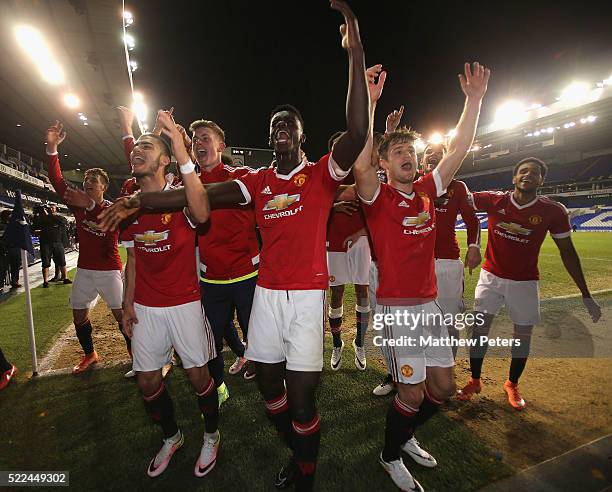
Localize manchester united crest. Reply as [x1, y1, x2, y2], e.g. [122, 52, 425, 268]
[528, 215, 542, 225]
[401, 365, 413, 378]
[161, 213, 172, 225]
[294, 173, 307, 187]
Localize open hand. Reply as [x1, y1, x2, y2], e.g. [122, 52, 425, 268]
[97, 195, 141, 231]
[459, 62, 491, 101]
[366, 64, 387, 104]
[46, 120, 66, 150]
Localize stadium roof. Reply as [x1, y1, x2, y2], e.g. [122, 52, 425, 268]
[0, 0, 132, 176]
[459, 89, 612, 175]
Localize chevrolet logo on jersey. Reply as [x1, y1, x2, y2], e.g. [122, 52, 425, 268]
[263, 193, 300, 211]
[402, 211, 431, 227]
[134, 230, 170, 246]
[498, 222, 531, 235]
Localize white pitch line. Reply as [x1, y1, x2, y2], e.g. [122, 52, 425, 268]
[540, 254, 612, 262]
[542, 289, 612, 301]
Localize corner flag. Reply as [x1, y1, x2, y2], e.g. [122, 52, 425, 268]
[3, 190, 34, 255]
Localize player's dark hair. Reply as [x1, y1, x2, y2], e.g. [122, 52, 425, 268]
[513, 157, 548, 179]
[270, 104, 305, 130]
[378, 127, 421, 160]
[138, 133, 172, 158]
[84, 168, 109, 186]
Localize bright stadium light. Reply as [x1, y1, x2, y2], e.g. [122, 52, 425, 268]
[587, 115, 597, 123]
[129, 60, 138, 72]
[429, 133, 443, 144]
[15, 25, 65, 85]
[63, 93, 80, 109]
[493, 100, 526, 129]
[559, 81, 590, 105]
[124, 33, 135, 50]
[123, 11, 134, 26]
[133, 101, 147, 122]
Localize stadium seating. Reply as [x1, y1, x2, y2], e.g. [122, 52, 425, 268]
[455, 208, 612, 231]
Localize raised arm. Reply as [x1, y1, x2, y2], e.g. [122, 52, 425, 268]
[116, 106, 136, 169]
[353, 65, 386, 201]
[45, 120, 69, 198]
[329, 0, 369, 171]
[156, 110, 209, 224]
[552, 236, 601, 322]
[436, 62, 491, 190]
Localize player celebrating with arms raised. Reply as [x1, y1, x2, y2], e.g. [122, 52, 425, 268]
[457, 157, 602, 410]
[354, 62, 490, 491]
[45, 121, 129, 375]
[99, 3, 369, 488]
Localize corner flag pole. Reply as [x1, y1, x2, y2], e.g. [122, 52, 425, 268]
[21, 248, 38, 376]
[4, 190, 38, 375]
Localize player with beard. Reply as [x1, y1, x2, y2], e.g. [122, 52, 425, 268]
[120, 110, 222, 478]
[354, 62, 490, 491]
[422, 142, 482, 357]
[99, 3, 369, 488]
[457, 157, 602, 410]
[44, 121, 129, 375]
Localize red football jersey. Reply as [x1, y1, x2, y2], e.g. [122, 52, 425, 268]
[434, 179, 481, 259]
[120, 208, 200, 307]
[46, 153, 122, 271]
[235, 153, 345, 290]
[472, 191, 571, 281]
[198, 163, 259, 282]
[327, 171, 366, 252]
[362, 170, 445, 305]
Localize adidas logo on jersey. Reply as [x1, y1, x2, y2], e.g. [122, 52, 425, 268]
[261, 186, 272, 195]
[398, 200, 410, 208]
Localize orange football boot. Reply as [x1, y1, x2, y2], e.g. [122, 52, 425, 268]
[503, 380, 526, 410]
[456, 377, 482, 401]
[72, 351, 99, 374]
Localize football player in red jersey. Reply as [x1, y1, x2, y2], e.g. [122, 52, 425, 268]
[354, 62, 490, 491]
[44, 121, 129, 375]
[120, 110, 222, 478]
[457, 157, 602, 410]
[99, 3, 369, 488]
[371, 141, 482, 398]
[189, 118, 259, 400]
[423, 142, 482, 356]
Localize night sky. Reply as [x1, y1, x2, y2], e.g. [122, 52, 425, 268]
[129, 0, 612, 157]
